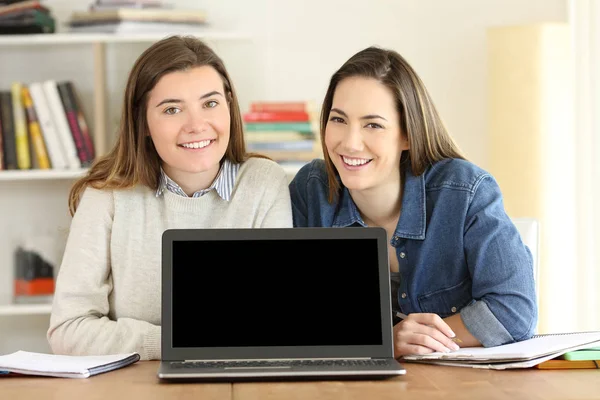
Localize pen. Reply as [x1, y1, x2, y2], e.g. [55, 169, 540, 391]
[395, 312, 463, 344]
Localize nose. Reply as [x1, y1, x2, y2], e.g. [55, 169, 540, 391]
[341, 124, 364, 153]
[183, 108, 208, 134]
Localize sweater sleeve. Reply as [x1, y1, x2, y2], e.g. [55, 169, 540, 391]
[260, 168, 294, 228]
[47, 187, 161, 361]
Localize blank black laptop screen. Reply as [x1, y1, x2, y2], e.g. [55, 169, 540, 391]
[171, 238, 382, 348]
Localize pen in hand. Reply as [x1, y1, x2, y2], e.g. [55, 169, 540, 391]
[395, 311, 463, 344]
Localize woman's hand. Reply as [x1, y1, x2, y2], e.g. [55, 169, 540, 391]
[393, 313, 460, 358]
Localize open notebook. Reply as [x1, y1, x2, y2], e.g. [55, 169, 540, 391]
[402, 331, 600, 370]
[0, 351, 140, 378]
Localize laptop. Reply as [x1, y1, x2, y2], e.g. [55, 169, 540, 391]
[157, 227, 406, 382]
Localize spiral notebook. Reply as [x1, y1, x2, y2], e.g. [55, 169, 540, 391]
[402, 331, 600, 370]
[0, 351, 140, 378]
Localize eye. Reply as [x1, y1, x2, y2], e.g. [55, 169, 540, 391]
[365, 122, 383, 129]
[164, 107, 180, 115]
[329, 116, 345, 123]
[204, 100, 218, 108]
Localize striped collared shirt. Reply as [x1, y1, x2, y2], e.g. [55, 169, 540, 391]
[155, 159, 240, 201]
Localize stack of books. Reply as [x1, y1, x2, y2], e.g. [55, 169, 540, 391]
[0, 0, 56, 34]
[243, 101, 322, 170]
[0, 80, 94, 171]
[67, 0, 208, 34]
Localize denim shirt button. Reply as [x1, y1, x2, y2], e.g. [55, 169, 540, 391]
[401, 292, 407, 299]
[451, 306, 457, 313]
[399, 252, 406, 259]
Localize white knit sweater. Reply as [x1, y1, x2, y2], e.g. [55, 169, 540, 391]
[47, 157, 293, 360]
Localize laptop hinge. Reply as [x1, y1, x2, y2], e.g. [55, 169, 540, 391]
[181, 357, 373, 362]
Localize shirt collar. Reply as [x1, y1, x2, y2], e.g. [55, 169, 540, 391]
[155, 158, 240, 201]
[331, 164, 427, 240]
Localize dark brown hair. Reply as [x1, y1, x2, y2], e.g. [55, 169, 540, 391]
[68, 35, 264, 215]
[320, 46, 466, 202]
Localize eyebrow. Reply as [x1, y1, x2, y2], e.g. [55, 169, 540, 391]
[330, 108, 388, 121]
[155, 90, 224, 107]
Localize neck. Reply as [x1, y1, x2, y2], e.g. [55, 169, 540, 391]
[162, 164, 220, 196]
[350, 177, 402, 228]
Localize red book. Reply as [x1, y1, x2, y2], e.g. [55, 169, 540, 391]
[243, 110, 310, 123]
[250, 102, 307, 113]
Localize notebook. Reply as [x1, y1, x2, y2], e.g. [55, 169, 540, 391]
[157, 227, 406, 381]
[402, 331, 600, 370]
[0, 351, 140, 378]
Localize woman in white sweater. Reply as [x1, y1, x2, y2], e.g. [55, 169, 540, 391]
[47, 35, 293, 360]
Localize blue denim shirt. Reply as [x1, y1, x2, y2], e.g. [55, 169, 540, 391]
[289, 158, 538, 347]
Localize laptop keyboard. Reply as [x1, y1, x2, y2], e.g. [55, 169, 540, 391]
[171, 359, 390, 369]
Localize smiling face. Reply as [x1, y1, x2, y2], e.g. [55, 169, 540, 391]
[324, 76, 409, 193]
[146, 65, 230, 187]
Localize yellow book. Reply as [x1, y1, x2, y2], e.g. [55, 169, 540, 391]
[21, 86, 50, 169]
[11, 82, 30, 170]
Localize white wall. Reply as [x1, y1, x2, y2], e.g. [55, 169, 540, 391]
[44, 0, 568, 167]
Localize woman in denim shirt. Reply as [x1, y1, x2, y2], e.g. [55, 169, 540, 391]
[289, 46, 537, 357]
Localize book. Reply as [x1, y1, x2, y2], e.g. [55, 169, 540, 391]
[21, 85, 50, 169]
[0, 91, 17, 169]
[243, 110, 310, 123]
[28, 82, 68, 169]
[559, 347, 600, 361]
[68, 20, 206, 33]
[69, 7, 207, 24]
[57, 81, 90, 166]
[0, 351, 140, 378]
[41, 80, 81, 169]
[245, 122, 314, 133]
[11, 82, 30, 170]
[535, 359, 600, 369]
[401, 331, 600, 370]
[250, 101, 311, 113]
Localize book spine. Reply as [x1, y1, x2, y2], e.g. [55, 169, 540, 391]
[21, 85, 50, 169]
[11, 82, 30, 170]
[245, 122, 313, 133]
[0, 91, 17, 169]
[250, 102, 307, 113]
[42, 80, 81, 169]
[66, 81, 95, 161]
[57, 82, 89, 166]
[0, 94, 3, 170]
[28, 82, 68, 169]
[243, 111, 310, 123]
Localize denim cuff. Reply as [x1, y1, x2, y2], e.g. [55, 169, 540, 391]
[460, 300, 514, 347]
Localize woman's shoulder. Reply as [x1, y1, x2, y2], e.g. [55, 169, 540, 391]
[425, 158, 493, 192]
[291, 158, 329, 186]
[240, 156, 286, 176]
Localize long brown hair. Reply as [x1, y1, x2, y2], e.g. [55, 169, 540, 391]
[320, 46, 466, 202]
[68, 35, 263, 215]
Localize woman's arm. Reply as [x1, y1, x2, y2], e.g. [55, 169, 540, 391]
[459, 174, 538, 347]
[260, 169, 293, 228]
[47, 188, 161, 360]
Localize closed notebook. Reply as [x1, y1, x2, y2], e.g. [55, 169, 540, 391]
[402, 331, 600, 370]
[559, 347, 600, 361]
[0, 351, 140, 378]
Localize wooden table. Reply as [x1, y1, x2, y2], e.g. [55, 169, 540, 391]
[1, 361, 599, 400]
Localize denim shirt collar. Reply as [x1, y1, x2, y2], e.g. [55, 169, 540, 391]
[331, 165, 427, 240]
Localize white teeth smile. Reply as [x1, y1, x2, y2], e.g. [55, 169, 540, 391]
[342, 156, 371, 166]
[181, 140, 212, 149]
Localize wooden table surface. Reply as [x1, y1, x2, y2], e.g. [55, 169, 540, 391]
[1, 360, 599, 400]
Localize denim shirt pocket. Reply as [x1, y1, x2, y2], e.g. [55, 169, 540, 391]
[417, 277, 473, 318]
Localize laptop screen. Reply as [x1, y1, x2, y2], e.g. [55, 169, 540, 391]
[171, 237, 383, 349]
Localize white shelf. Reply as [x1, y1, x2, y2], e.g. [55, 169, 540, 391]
[0, 31, 251, 46]
[0, 169, 88, 181]
[0, 303, 52, 316]
[282, 165, 302, 177]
